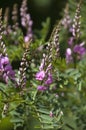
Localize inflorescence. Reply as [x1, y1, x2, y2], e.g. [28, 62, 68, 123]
[0, 9, 15, 84]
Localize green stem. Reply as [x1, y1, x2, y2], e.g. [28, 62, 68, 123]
[0, 88, 9, 97]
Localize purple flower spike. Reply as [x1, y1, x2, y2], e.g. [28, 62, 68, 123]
[3, 73, 9, 84]
[36, 70, 45, 81]
[0, 55, 15, 83]
[45, 73, 53, 85]
[68, 37, 74, 46]
[37, 85, 47, 91]
[73, 42, 86, 56]
[39, 58, 45, 71]
[24, 36, 30, 43]
[20, 0, 33, 43]
[66, 48, 73, 63]
[1, 56, 9, 65]
[0, 56, 9, 70]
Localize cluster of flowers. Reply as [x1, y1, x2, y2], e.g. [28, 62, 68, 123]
[35, 22, 61, 91]
[0, 9, 15, 84]
[0, 6, 29, 86]
[0, 0, 86, 90]
[20, 0, 33, 43]
[0, 38, 29, 87]
[66, 38, 86, 63]
[35, 0, 86, 92]
[35, 54, 53, 91]
[0, 55, 15, 83]
[17, 46, 29, 88]
[3, 0, 33, 44]
[62, 2, 86, 64]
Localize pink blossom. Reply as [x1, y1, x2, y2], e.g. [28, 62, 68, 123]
[49, 111, 53, 117]
[0, 55, 15, 83]
[73, 42, 86, 56]
[66, 48, 73, 63]
[45, 74, 53, 85]
[37, 85, 47, 91]
[36, 70, 45, 81]
[1, 56, 9, 65]
[68, 37, 74, 46]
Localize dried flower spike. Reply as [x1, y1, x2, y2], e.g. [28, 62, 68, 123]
[4, 7, 9, 27]
[0, 9, 15, 83]
[12, 4, 19, 30]
[62, 4, 71, 29]
[18, 40, 31, 88]
[49, 21, 61, 58]
[72, 0, 83, 39]
[36, 22, 61, 91]
[0, 8, 7, 56]
[20, 0, 33, 43]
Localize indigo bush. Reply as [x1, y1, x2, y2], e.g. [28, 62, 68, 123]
[0, 0, 86, 130]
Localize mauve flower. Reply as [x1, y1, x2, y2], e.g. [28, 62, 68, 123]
[0, 56, 9, 70]
[4, 64, 12, 71]
[3, 73, 9, 83]
[49, 111, 53, 117]
[66, 48, 73, 63]
[1, 56, 9, 65]
[0, 55, 15, 83]
[73, 42, 86, 56]
[45, 63, 52, 74]
[39, 58, 45, 71]
[21, 18, 26, 27]
[45, 73, 53, 85]
[37, 85, 47, 91]
[24, 36, 30, 43]
[4, 64, 15, 83]
[36, 70, 45, 81]
[68, 37, 74, 46]
[69, 26, 73, 33]
[66, 48, 72, 55]
[20, 0, 33, 43]
[6, 65, 15, 78]
[24, 34, 33, 43]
